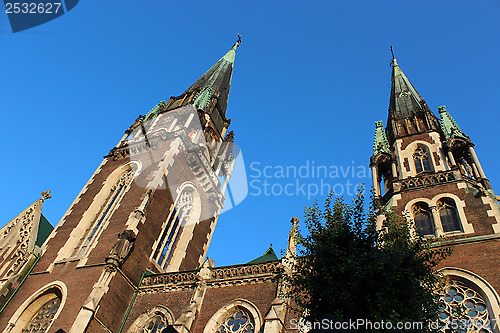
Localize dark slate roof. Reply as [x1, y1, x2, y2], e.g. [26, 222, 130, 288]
[389, 58, 424, 118]
[247, 246, 278, 264]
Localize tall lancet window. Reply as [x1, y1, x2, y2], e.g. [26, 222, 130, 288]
[412, 203, 434, 236]
[438, 199, 462, 233]
[74, 169, 134, 257]
[413, 145, 433, 174]
[153, 188, 194, 270]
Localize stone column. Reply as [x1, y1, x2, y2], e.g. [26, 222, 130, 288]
[391, 162, 398, 179]
[371, 165, 380, 198]
[430, 206, 443, 236]
[471, 163, 481, 179]
[469, 147, 487, 179]
[447, 151, 456, 167]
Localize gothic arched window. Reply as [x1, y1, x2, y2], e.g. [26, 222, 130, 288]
[127, 307, 174, 333]
[413, 145, 433, 174]
[412, 203, 434, 236]
[10, 287, 64, 333]
[74, 169, 134, 257]
[438, 279, 495, 332]
[22, 297, 61, 333]
[437, 199, 462, 233]
[141, 313, 168, 333]
[153, 188, 195, 270]
[216, 309, 255, 333]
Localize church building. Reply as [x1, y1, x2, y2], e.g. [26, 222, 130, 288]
[371, 57, 500, 330]
[0, 41, 499, 333]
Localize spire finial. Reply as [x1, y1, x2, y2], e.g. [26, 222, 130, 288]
[41, 190, 52, 202]
[390, 46, 397, 66]
[235, 33, 242, 47]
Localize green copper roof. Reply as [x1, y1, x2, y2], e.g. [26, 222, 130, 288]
[180, 42, 240, 117]
[35, 214, 53, 247]
[193, 86, 213, 110]
[373, 120, 390, 154]
[389, 59, 424, 118]
[438, 105, 467, 141]
[221, 43, 238, 64]
[247, 246, 278, 264]
[144, 101, 167, 121]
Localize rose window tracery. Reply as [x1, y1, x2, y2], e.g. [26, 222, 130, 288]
[21, 297, 61, 333]
[438, 279, 494, 332]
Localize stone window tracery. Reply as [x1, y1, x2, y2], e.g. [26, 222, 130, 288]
[21, 297, 61, 333]
[216, 309, 255, 333]
[73, 169, 134, 257]
[413, 146, 433, 174]
[438, 279, 495, 333]
[412, 203, 434, 236]
[153, 188, 194, 270]
[141, 313, 167, 333]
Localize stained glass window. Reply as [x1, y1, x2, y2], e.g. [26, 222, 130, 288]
[153, 189, 194, 270]
[21, 297, 61, 333]
[413, 203, 434, 235]
[216, 309, 255, 333]
[438, 199, 462, 233]
[438, 279, 494, 332]
[413, 146, 432, 173]
[142, 313, 167, 333]
[74, 169, 134, 257]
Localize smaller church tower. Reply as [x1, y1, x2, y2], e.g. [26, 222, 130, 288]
[370, 56, 500, 328]
[0, 41, 240, 333]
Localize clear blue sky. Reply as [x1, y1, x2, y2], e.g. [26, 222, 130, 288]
[1, 1, 499, 267]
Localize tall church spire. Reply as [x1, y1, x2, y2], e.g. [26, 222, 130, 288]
[180, 41, 239, 115]
[159, 39, 241, 137]
[389, 58, 424, 118]
[385, 57, 441, 142]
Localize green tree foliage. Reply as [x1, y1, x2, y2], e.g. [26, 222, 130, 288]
[284, 189, 451, 331]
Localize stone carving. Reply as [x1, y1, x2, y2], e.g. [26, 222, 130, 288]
[105, 230, 137, 268]
[140, 261, 280, 292]
[142, 272, 198, 287]
[398, 170, 456, 191]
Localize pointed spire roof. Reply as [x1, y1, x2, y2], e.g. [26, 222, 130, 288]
[181, 42, 239, 116]
[438, 105, 468, 141]
[247, 246, 278, 264]
[389, 58, 425, 118]
[373, 120, 390, 154]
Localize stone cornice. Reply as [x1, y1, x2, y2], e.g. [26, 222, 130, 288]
[139, 261, 280, 293]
